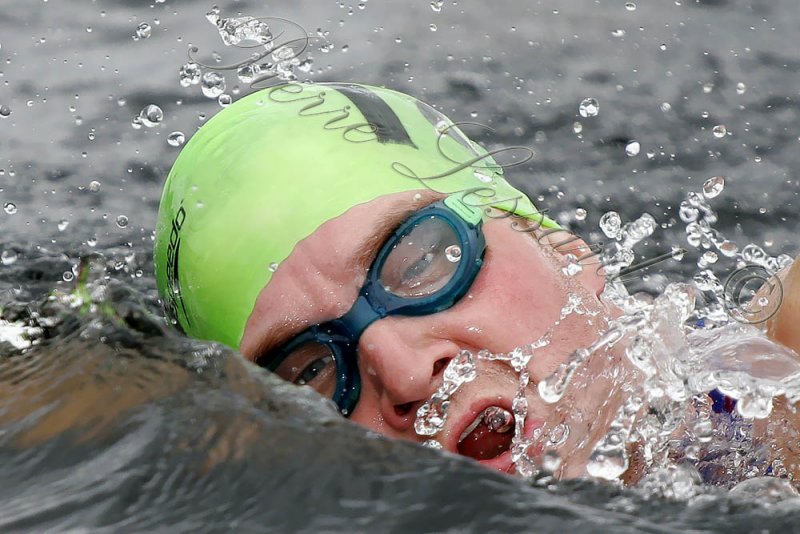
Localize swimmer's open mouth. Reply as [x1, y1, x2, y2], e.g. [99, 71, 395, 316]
[456, 406, 515, 461]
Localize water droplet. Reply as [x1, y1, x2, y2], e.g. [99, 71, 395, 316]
[131, 116, 143, 129]
[422, 439, 443, 449]
[741, 244, 769, 266]
[572, 121, 583, 134]
[218, 94, 232, 107]
[298, 58, 313, 73]
[237, 64, 261, 84]
[671, 245, 685, 261]
[542, 451, 562, 472]
[702, 175, 725, 199]
[693, 269, 720, 291]
[116, 215, 129, 228]
[206, 5, 221, 25]
[575, 207, 587, 221]
[0, 105, 10, 118]
[215, 15, 273, 47]
[136, 22, 152, 39]
[272, 46, 296, 63]
[414, 395, 450, 436]
[167, 131, 185, 147]
[430, 0, 444, 12]
[579, 97, 599, 118]
[679, 201, 699, 223]
[473, 169, 493, 183]
[1, 249, 17, 265]
[179, 62, 202, 87]
[3, 202, 17, 214]
[625, 2, 636, 11]
[444, 349, 477, 383]
[736, 393, 773, 419]
[599, 211, 621, 239]
[712, 124, 727, 138]
[702, 83, 714, 94]
[138, 104, 163, 127]
[538, 348, 590, 403]
[62, 271, 74, 282]
[719, 240, 738, 257]
[89, 180, 101, 192]
[87, 237, 97, 247]
[445, 245, 462, 263]
[415, 350, 477, 437]
[563, 256, 583, 276]
[429, 23, 437, 32]
[625, 140, 641, 157]
[699, 250, 718, 266]
[268, 262, 279, 272]
[57, 219, 69, 232]
[660, 102, 672, 112]
[611, 29, 626, 37]
[736, 82, 747, 95]
[201, 72, 226, 98]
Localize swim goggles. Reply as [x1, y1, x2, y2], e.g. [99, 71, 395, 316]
[259, 195, 486, 416]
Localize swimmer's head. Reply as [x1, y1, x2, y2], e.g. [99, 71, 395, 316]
[154, 82, 559, 348]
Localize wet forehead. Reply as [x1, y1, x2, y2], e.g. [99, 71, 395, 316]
[289, 189, 444, 279]
[240, 189, 444, 358]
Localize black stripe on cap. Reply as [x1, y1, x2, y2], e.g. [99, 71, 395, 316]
[326, 83, 418, 148]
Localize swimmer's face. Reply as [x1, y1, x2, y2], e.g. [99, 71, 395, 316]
[240, 190, 627, 476]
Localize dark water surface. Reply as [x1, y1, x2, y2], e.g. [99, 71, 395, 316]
[2, 0, 800, 531]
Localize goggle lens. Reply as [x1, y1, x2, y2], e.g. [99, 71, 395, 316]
[378, 216, 462, 298]
[272, 341, 337, 399]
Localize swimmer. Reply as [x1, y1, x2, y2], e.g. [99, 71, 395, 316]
[154, 82, 800, 479]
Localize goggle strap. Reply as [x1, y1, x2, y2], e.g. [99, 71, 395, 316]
[444, 195, 483, 227]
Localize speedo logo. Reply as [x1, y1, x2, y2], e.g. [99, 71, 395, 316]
[164, 202, 190, 330]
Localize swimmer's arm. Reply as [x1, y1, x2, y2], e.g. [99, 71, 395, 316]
[757, 257, 800, 354]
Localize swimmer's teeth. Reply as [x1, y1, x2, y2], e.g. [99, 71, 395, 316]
[458, 413, 484, 443]
[483, 406, 514, 433]
[457, 406, 514, 443]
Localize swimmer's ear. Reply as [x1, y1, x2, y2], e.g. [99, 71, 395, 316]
[537, 228, 606, 296]
[537, 229, 601, 264]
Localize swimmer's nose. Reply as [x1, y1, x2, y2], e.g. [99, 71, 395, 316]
[357, 318, 455, 432]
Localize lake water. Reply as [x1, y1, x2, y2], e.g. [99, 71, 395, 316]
[2, 0, 800, 531]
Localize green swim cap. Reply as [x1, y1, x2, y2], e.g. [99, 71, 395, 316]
[154, 82, 559, 349]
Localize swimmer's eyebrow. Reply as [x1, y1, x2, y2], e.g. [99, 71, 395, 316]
[349, 192, 443, 271]
[253, 190, 444, 361]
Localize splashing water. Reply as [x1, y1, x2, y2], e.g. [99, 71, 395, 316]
[586, 394, 642, 480]
[411, 174, 800, 493]
[213, 16, 273, 48]
[415, 350, 477, 437]
[477, 333, 553, 477]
